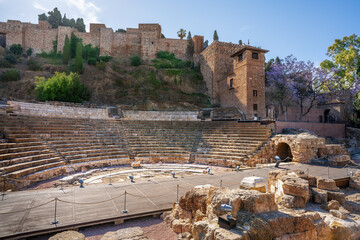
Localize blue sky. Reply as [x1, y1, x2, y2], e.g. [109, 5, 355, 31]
[0, 0, 359, 65]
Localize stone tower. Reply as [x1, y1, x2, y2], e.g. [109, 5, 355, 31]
[227, 46, 268, 120]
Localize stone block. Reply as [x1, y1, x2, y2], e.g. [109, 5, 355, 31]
[281, 175, 310, 200]
[311, 188, 328, 204]
[327, 191, 345, 205]
[330, 209, 349, 219]
[280, 194, 307, 208]
[317, 177, 340, 191]
[49, 231, 85, 240]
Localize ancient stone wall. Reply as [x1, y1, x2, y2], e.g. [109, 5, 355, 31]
[8, 101, 110, 119]
[121, 110, 200, 121]
[276, 121, 345, 138]
[0, 20, 199, 61]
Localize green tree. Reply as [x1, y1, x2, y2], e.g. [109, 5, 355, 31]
[9, 44, 23, 55]
[321, 34, 360, 89]
[186, 31, 194, 57]
[161, 33, 165, 38]
[38, 13, 48, 21]
[115, 29, 126, 33]
[177, 29, 186, 40]
[75, 18, 86, 32]
[26, 48, 33, 57]
[75, 42, 83, 74]
[213, 30, 219, 41]
[130, 55, 141, 66]
[239, 40, 243, 45]
[35, 72, 90, 103]
[62, 14, 70, 27]
[203, 40, 209, 49]
[63, 35, 70, 65]
[70, 32, 80, 58]
[47, 7, 62, 29]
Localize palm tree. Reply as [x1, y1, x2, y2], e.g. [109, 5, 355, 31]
[177, 29, 187, 40]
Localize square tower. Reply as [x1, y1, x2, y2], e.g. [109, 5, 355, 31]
[228, 46, 268, 120]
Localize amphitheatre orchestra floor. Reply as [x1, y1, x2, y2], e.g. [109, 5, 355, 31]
[0, 163, 356, 239]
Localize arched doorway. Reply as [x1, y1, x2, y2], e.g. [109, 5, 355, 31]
[276, 142, 293, 161]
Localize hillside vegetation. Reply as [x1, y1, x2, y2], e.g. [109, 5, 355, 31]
[0, 46, 209, 110]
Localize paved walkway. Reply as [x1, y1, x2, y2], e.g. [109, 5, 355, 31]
[0, 163, 356, 239]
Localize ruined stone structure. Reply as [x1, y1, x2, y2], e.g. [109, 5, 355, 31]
[0, 19, 268, 119]
[0, 20, 204, 60]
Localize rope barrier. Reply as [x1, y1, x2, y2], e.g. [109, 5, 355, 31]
[126, 191, 171, 199]
[0, 199, 54, 215]
[57, 192, 125, 205]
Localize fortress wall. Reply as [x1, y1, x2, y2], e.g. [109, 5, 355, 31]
[57, 26, 75, 53]
[112, 31, 141, 57]
[158, 38, 188, 60]
[76, 32, 100, 48]
[6, 20, 23, 47]
[99, 28, 113, 56]
[24, 27, 57, 53]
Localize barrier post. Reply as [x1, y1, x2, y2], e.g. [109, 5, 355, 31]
[122, 190, 128, 213]
[307, 168, 309, 176]
[220, 179, 223, 187]
[51, 198, 59, 225]
[1, 176, 6, 200]
[176, 184, 179, 204]
[109, 170, 112, 186]
[328, 166, 330, 179]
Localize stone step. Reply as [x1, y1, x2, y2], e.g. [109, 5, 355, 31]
[63, 150, 128, 160]
[69, 155, 129, 164]
[0, 149, 52, 161]
[5, 161, 65, 179]
[0, 157, 62, 174]
[0, 153, 60, 167]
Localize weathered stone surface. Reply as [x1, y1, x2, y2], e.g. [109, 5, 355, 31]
[327, 191, 346, 205]
[317, 178, 340, 191]
[312, 188, 328, 204]
[100, 227, 147, 240]
[280, 194, 306, 208]
[330, 209, 348, 219]
[179, 187, 210, 214]
[236, 212, 273, 240]
[329, 221, 351, 240]
[49, 231, 85, 240]
[349, 176, 360, 191]
[328, 200, 340, 210]
[314, 219, 332, 240]
[281, 175, 310, 200]
[213, 227, 248, 240]
[177, 232, 192, 240]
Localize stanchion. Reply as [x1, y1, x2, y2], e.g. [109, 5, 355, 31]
[328, 166, 330, 179]
[122, 190, 128, 213]
[307, 168, 309, 176]
[1, 176, 6, 200]
[220, 179, 223, 187]
[51, 198, 59, 225]
[176, 184, 179, 204]
[109, 169, 112, 186]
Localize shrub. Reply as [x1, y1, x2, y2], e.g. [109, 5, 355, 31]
[0, 69, 20, 82]
[37, 51, 62, 59]
[87, 57, 97, 65]
[0, 58, 12, 68]
[99, 55, 112, 62]
[70, 32, 81, 58]
[74, 42, 83, 74]
[26, 48, 33, 57]
[5, 54, 16, 64]
[156, 51, 175, 60]
[27, 59, 42, 71]
[96, 61, 106, 70]
[35, 72, 90, 103]
[9, 44, 23, 55]
[130, 55, 141, 66]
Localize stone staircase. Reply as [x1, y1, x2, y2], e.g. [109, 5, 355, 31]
[121, 120, 201, 163]
[194, 121, 271, 167]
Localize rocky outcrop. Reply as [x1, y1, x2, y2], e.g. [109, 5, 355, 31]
[100, 227, 148, 240]
[49, 231, 85, 240]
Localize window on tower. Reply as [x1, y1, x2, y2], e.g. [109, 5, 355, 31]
[238, 54, 243, 61]
[253, 90, 257, 96]
[253, 104, 258, 111]
[229, 78, 234, 89]
[252, 52, 259, 59]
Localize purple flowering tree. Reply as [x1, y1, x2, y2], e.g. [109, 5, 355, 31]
[266, 55, 338, 121]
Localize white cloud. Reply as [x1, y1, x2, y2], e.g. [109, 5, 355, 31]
[64, 0, 101, 29]
[32, 2, 50, 12]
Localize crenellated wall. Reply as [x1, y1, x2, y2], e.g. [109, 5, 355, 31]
[0, 20, 200, 61]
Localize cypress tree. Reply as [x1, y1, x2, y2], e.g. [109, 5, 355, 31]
[63, 35, 70, 65]
[186, 31, 194, 58]
[213, 30, 219, 41]
[70, 32, 79, 58]
[74, 42, 83, 74]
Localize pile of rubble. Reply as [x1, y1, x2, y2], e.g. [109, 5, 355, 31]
[164, 169, 360, 240]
